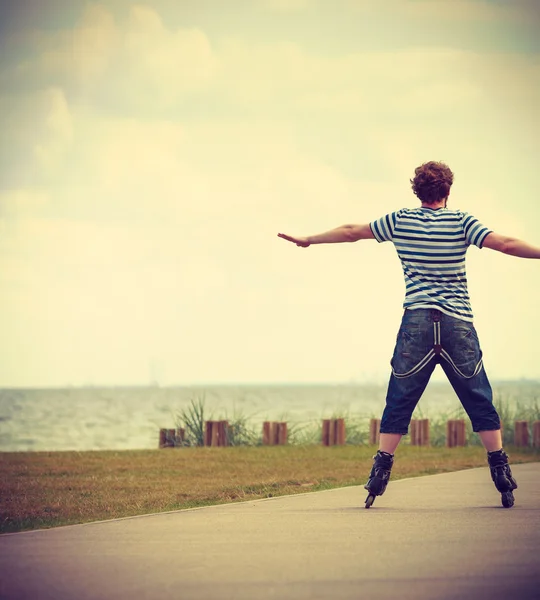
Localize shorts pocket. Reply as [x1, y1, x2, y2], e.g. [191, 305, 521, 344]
[442, 326, 482, 378]
[391, 328, 433, 378]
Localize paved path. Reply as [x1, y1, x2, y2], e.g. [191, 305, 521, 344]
[1, 463, 539, 600]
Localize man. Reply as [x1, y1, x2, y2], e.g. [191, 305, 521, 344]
[278, 161, 540, 508]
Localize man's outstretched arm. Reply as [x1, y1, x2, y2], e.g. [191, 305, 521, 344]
[277, 224, 375, 247]
[483, 232, 540, 259]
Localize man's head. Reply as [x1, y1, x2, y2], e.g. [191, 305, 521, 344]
[410, 161, 454, 205]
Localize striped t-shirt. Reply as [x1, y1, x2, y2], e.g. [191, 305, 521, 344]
[370, 207, 492, 322]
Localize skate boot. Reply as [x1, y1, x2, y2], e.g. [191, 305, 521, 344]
[487, 449, 518, 508]
[364, 450, 394, 508]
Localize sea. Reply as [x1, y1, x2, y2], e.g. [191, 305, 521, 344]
[0, 381, 539, 452]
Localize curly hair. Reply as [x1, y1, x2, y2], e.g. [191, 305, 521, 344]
[410, 161, 454, 204]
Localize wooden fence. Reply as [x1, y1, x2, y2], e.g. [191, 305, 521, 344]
[369, 419, 381, 445]
[514, 421, 529, 447]
[410, 419, 430, 446]
[446, 419, 466, 447]
[534, 421, 540, 448]
[159, 419, 540, 448]
[158, 428, 185, 448]
[204, 420, 230, 447]
[321, 419, 346, 446]
[263, 421, 288, 445]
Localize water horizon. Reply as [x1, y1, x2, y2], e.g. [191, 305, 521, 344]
[1, 380, 538, 453]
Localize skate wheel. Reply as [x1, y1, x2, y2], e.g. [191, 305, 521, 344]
[501, 491, 514, 508]
[365, 494, 375, 509]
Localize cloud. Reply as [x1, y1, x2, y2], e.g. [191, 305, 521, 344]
[0, 87, 73, 186]
[3, 4, 538, 126]
[1, 4, 216, 111]
[69, 3, 117, 88]
[33, 87, 73, 171]
[2, 13, 538, 230]
[346, 0, 537, 23]
[2, 6, 538, 229]
[120, 6, 216, 99]
[212, 38, 538, 127]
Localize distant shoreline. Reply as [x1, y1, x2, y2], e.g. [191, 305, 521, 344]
[1, 379, 539, 391]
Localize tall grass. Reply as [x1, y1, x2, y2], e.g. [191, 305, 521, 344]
[224, 408, 260, 446]
[175, 396, 208, 446]
[175, 396, 260, 446]
[282, 420, 319, 445]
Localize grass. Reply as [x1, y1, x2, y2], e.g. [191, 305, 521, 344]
[1, 444, 539, 534]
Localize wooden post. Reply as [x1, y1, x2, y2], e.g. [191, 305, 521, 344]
[410, 419, 418, 445]
[159, 428, 176, 448]
[446, 419, 466, 447]
[263, 422, 288, 445]
[204, 421, 212, 446]
[277, 422, 288, 445]
[322, 419, 346, 446]
[322, 419, 331, 446]
[418, 419, 429, 446]
[533, 421, 540, 448]
[211, 421, 219, 446]
[334, 418, 346, 445]
[446, 420, 452, 447]
[176, 428, 185, 446]
[205, 421, 218, 447]
[272, 421, 280, 446]
[456, 419, 465, 447]
[204, 421, 230, 447]
[369, 418, 381, 445]
[218, 420, 229, 447]
[411, 419, 429, 446]
[514, 421, 529, 447]
[159, 428, 167, 448]
[328, 419, 336, 446]
[263, 421, 273, 445]
[446, 420, 453, 447]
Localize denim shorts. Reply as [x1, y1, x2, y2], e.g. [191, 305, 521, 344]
[380, 308, 500, 434]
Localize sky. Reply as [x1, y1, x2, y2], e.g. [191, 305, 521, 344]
[0, 0, 539, 387]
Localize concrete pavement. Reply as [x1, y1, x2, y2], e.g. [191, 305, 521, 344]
[1, 463, 539, 600]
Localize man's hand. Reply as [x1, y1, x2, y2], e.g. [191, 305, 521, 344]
[277, 233, 311, 247]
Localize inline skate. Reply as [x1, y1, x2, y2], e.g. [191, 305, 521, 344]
[364, 450, 394, 508]
[488, 449, 518, 508]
